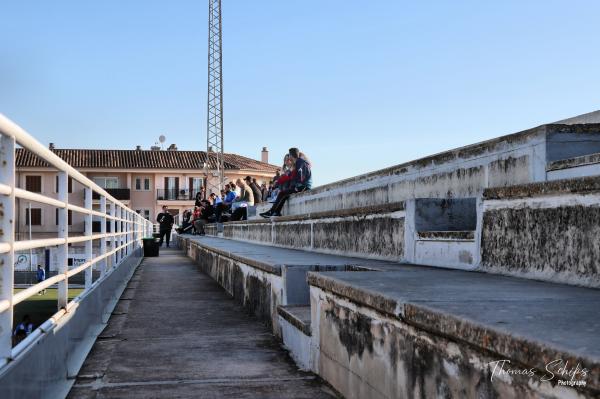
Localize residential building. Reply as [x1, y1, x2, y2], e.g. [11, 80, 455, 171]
[14, 144, 277, 270]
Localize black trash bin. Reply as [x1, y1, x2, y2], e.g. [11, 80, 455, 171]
[143, 237, 159, 257]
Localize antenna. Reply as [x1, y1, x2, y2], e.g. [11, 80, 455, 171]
[206, 0, 225, 193]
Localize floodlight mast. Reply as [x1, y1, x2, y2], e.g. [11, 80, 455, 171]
[206, 0, 225, 194]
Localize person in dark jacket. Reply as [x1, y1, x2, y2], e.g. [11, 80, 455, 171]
[156, 205, 174, 247]
[260, 148, 311, 218]
[245, 176, 263, 205]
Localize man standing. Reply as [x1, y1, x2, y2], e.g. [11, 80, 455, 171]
[156, 205, 174, 247]
[36, 265, 46, 295]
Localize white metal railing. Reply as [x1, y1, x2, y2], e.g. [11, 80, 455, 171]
[0, 114, 154, 367]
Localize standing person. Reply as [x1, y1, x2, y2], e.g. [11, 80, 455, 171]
[260, 148, 312, 218]
[261, 183, 268, 201]
[36, 265, 46, 295]
[156, 206, 174, 247]
[245, 176, 263, 205]
[194, 192, 203, 207]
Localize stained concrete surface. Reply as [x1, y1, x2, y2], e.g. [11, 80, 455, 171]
[68, 248, 338, 399]
[187, 236, 401, 270]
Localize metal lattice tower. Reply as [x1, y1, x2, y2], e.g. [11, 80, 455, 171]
[206, 0, 224, 191]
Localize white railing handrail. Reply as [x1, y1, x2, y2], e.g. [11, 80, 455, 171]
[0, 113, 156, 366]
[0, 114, 130, 209]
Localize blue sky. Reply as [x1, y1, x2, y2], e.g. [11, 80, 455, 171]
[2, 1, 599, 186]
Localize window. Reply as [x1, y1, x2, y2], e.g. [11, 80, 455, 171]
[25, 208, 42, 225]
[135, 209, 151, 220]
[25, 176, 42, 192]
[135, 177, 151, 191]
[55, 209, 73, 225]
[55, 175, 73, 193]
[92, 177, 119, 189]
[189, 177, 204, 196]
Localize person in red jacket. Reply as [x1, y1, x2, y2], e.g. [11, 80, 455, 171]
[261, 148, 312, 217]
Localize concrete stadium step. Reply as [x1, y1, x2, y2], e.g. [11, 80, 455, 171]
[204, 202, 407, 262]
[278, 306, 312, 371]
[178, 235, 600, 398]
[68, 248, 339, 399]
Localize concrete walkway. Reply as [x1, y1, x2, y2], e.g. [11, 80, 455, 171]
[68, 248, 338, 399]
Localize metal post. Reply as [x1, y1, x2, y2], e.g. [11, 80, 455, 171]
[84, 187, 92, 289]
[110, 201, 116, 268]
[100, 195, 107, 276]
[0, 134, 15, 364]
[57, 171, 68, 310]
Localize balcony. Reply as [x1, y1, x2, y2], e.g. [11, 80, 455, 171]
[92, 188, 131, 201]
[157, 189, 197, 201]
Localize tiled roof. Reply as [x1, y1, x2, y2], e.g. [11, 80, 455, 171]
[16, 148, 279, 172]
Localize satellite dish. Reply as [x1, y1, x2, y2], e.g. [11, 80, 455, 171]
[159, 135, 166, 144]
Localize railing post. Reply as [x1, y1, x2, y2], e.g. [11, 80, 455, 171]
[115, 206, 121, 264]
[0, 134, 15, 364]
[125, 211, 131, 256]
[100, 195, 107, 276]
[124, 210, 129, 257]
[110, 201, 116, 269]
[57, 171, 68, 310]
[84, 186, 92, 289]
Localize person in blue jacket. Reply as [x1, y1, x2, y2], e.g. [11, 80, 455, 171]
[36, 264, 46, 295]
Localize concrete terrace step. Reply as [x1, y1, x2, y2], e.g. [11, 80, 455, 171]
[179, 235, 600, 395]
[278, 305, 312, 336]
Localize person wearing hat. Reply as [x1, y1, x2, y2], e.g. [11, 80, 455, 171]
[244, 176, 263, 205]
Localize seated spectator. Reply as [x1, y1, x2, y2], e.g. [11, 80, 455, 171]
[191, 206, 202, 234]
[231, 178, 255, 221]
[176, 209, 194, 234]
[215, 186, 235, 223]
[193, 200, 214, 235]
[230, 182, 241, 200]
[210, 192, 224, 222]
[13, 314, 33, 345]
[245, 176, 263, 205]
[260, 148, 311, 218]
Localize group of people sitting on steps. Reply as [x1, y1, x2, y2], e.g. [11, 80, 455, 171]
[260, 147, 312, 217]
[175, 147, 312, 235]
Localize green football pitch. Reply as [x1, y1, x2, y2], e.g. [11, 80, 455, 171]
[12, 288, 84, 330]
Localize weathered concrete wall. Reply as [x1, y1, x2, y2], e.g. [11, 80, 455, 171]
[206, 205, 406, 262]
[309, 284, 595, 399]
[277, 124, 600, 217]
[482, 186, 600, 288]
[180, 237, 284, 335]
[282, 125, 559, 216]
